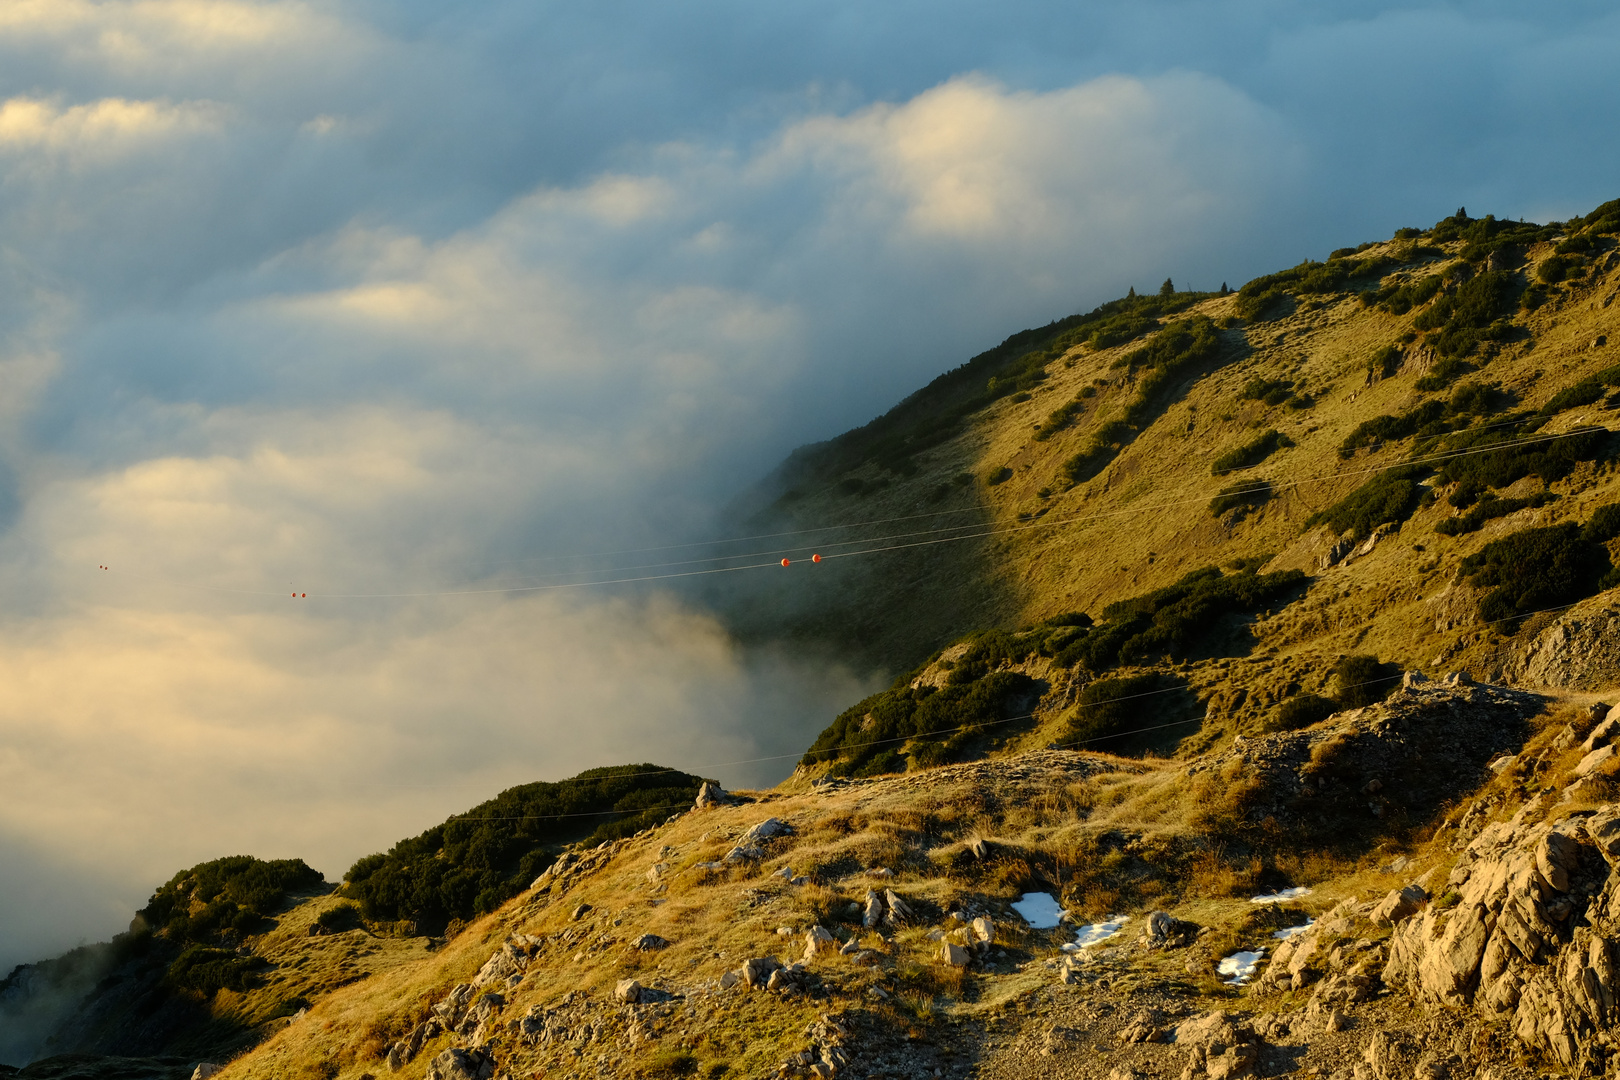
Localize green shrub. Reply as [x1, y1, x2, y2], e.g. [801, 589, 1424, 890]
[1034, 394, 1087, 441]
[1434, 491, 1554, 535]
[166, 945, 264, 998]
[1375, 274, 1444, 315]
[1538, 254, 1580, 284]
[314, 903, 363, 934]
[802, 669, 1038, 776]
[1062, 675, 1164, 751]
[1333, 655, 1400, 708]
[1366, 345, 1403, 379]
[1410, 270, 1518, 359]
[1273, 694, 1339, 731]
[1459, 522, 1612, 628]
[345, 765, 705, 930]
[1581, 503, 1620, 544]
[139, 856, 324, 948]
[1339, 383, 1503, 458]
[1211, 429, 1293, 475]
[1083, 566, 1305, 669]
[1436, 425, 1608, 490]
[1209, 479, 1272, 517]
[1240, 378, 1293, 405]
[1306, 467, 1427, 541]
[1414, 357, 1474, 392]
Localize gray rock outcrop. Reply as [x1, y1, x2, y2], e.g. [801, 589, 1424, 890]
[1383, 810, 1620, 1069]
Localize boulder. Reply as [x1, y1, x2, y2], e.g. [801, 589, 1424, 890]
[1372, 884, 1430, 926]
[862, 890, 884, 929]
[741, 956, 783, 988]
[738, 818, 790, 846]
[802, 925, 838, 962]
[570, 903, 591, 920]
[969, 916, 996, 947]
[631, 933, 671, 951]
[883, 889, 914, 927]
[615, 979, 644, 1003]
[424, 1048, 495, 1080]
[694, 780, 732, 808]
[940, 942, 970, 967]
[1582, 714, 1620, 752]
[191, 1067, 223, 1080]
[1573, 744, 1617, 778]
[1144, 910, 1198, 948]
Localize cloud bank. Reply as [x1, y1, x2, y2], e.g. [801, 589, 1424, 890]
[2, 0, 1620, 985]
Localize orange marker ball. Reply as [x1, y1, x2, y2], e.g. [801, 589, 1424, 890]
[811, 553, 821, 563]
[781, 558, 791, 567]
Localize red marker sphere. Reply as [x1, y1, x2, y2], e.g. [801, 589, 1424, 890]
[781, 558, 791, 567]
[811, 553, 821, 563]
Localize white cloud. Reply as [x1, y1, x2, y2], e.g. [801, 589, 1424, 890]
[0, 96, 222, 157]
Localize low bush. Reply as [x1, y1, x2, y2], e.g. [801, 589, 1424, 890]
[1273, 694, 1339, 731]
[1413, 357, 1475, 392]
[1436, 425, 1607, 490]
[1305, 467, 1427, 542]
[1061, 675, 1165, 751]
[1209, 479, 1272, 517]
[1077, 566, 1305, 670]
[1434, 491, 1554, 535]
[1212, 430, 1293, 475]
[166, 944, 264, 998]
[1333, 655, 1400, 708]
[1366, 345, 1403, 379]
[1034, 394, 1087, 441]
[1460, 522, 1614, 628]
[345, 765, 706, 930]
[1339, 382, 1503, 458]
[1240, 378, 1293, 406]
[802, 669, 1038, 777]
[1411, 270, 1518, 359]
[140, 856, 324, 947]
[1375, 274, 1444, 316]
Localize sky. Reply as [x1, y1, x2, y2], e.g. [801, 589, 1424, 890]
[1, 0, 1619, 983]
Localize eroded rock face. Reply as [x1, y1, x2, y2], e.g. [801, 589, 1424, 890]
[1498, 600, 1620, 690]
[1383, 810, 1620, 1068]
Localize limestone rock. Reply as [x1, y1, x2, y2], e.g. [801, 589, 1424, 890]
[862, 890, 884, 929]
[741, 956, 783, 988]
[802, 925, 838, 962]
[424, 1048, 495, 1080]
[614, 978, 644, 1003]
[694, 780, 733, 808]
[1372, 884, 1430, 926]
[631, 933, 671, 951]
[940, 942, 970, 967]
[1144, 910, 1198, 948]
[883, 889, 914, 927]
[191, 1067, 223, 1080]
[1575, 744, 1618, 778]
[1173, 1011, 1262, 1080]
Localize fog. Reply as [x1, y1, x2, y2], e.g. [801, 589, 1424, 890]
[2, 0, 1619, 988]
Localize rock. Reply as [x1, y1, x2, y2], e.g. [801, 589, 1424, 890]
[631, 933, 671, 951]
[803, 925, 838, 962]
[1145, 910, 1198, 948]
[615, 979, 643, 1003]
[1573, 744, 1617, 777]
[883, 889, 914, 927]
[424, 1048, 495, 1080]
[724, 844, 764, 862]
[839, 938, 861, 955]
[739, 817, 790, 845]
[1042, 1026, 1083, 1056]
[191, 1067, 224, 1080]
[571, 903, 591, 920]
[473, 941, 530, 987]
[1173, 1011, 1262, 1079]
[1403, 670, 1430, 689]
[1582, 713, 1620, 752]
[940, 942, 970, 966]
[694, 780, 732, 808]
[868, 867, 894, 879]
[719, 970, 740, 989]
[1371, 884, 1429, 926]
[431, 984, 476, 1029]
[646, 862, 669, 883]
[862, 890, 884, 929]
[741, 956, 783, 988]
[967, 837, 990, 860]
[969, 916, 995, 947]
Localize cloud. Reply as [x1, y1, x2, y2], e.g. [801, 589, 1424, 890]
[4, 0, 1620, 993]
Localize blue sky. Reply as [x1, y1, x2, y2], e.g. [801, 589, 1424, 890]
[0, 0, 1617, 985]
